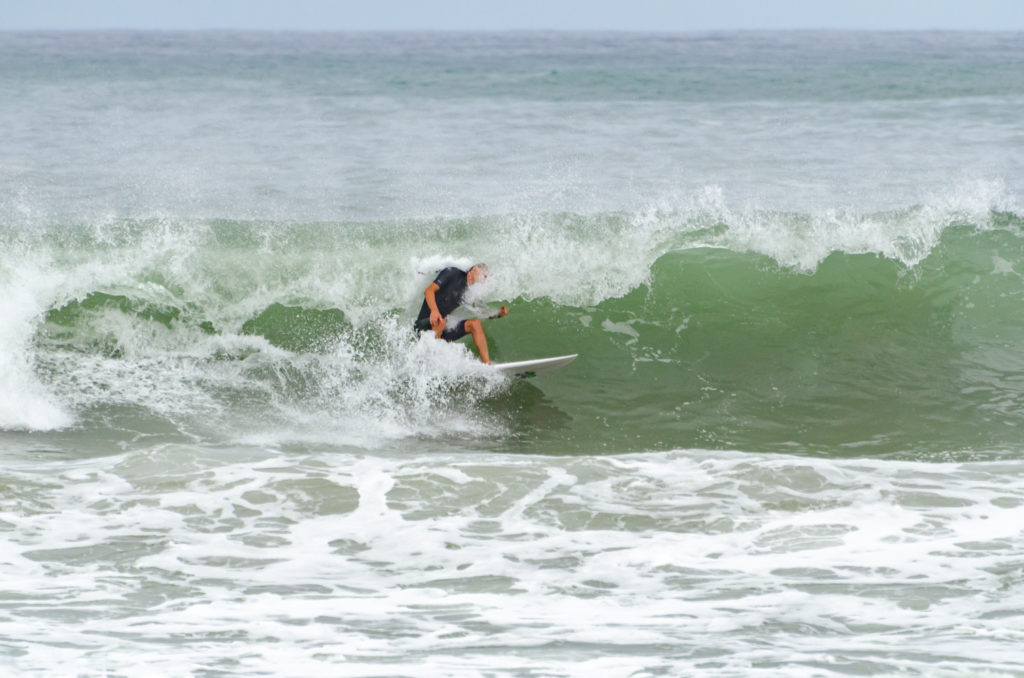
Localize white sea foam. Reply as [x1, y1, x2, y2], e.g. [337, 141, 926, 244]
[0, 256, 72, 431]
[2, 448, 1022, 676]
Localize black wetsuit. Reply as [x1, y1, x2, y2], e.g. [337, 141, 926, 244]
[414, 267, 470, 341]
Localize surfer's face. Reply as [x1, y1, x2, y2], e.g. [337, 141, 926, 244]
[468, 266, 488, 285]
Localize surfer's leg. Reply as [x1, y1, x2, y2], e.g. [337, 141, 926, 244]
[464, 318, 490, 364]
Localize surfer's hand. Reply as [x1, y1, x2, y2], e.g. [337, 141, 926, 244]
[497, 305, 509, 318]
[430, 313, 446, 335]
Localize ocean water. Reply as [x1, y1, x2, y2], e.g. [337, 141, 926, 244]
[2, 30, 1024, 676]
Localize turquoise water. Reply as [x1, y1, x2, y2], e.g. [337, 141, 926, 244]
[2, 31, 1024, 676]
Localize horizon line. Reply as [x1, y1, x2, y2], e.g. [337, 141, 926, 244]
[3, 27, 1022, 34]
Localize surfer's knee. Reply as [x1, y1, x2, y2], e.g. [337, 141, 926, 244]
[465, 318, 483, 334]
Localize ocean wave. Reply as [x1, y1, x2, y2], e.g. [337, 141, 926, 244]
[2, 195, 1022, 452]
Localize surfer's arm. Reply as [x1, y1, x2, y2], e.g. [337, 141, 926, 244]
[488, 305, 509, 320]
[424, 282, 445, 334]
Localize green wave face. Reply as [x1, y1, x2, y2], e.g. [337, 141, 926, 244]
[13, 208, 1024, 456]
[486, 226, 1024, 456]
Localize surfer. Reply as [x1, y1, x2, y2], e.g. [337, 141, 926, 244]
[415, 264, 508, 364]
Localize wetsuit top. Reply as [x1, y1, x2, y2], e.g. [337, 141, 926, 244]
[414, 267, 468, 332]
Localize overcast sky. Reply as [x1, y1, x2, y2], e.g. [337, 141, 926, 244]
[3, 0, 1023, 31]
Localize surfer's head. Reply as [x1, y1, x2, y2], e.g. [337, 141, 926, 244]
[468, 264, 489, 284]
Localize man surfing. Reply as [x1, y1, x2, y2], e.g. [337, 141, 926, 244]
[414, 264, 508, 363]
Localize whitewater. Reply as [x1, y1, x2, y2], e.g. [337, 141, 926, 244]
[1, 30, 1023, 676]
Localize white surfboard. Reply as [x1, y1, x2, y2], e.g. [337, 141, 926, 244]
[491, 354, 578, 378]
